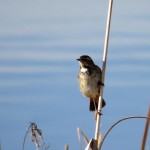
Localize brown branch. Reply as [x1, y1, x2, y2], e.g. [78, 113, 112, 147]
[141, 107, 150, 150]
[99, 116, 150, 150]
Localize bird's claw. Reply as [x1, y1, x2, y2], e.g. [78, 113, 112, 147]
[101, 82, 104, 86]
[97, 110, 103, 116]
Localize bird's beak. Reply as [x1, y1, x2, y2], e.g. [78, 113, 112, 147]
[76, 58, 80, 61]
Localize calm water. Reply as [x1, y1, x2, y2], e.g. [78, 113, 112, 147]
[0, 0, 150, 149]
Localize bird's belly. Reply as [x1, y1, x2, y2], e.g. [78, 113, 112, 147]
[79, 78, 99, 99]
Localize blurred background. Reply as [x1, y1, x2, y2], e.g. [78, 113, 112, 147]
[0, 0, 150, 149]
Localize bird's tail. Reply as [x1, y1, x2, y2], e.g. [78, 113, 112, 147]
[89, 100, 97, 111]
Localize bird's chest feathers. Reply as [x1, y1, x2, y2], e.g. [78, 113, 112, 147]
[80, 67, 91, 77]
[79, 68, 99, 98]
[79, 67, 95, 89]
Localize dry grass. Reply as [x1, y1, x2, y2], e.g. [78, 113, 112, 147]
[22, 122, 50, 150]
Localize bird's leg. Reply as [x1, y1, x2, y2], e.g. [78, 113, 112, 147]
[93, 99, 97, 112]
[97, 109, 103, 116]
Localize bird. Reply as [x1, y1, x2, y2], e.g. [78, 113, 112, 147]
[77, 55, 106, 111]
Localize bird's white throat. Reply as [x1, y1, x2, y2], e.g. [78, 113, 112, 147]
[81, 67, 88, 73]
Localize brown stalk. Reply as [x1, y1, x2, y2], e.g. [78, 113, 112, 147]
[99, 116, 150, 150]
[22, 122, 44, 150]
[141, 106, 150, 150]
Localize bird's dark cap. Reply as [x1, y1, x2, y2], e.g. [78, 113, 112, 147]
[77, 55, 91, 61]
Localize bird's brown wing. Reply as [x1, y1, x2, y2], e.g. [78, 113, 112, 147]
[95, 65, 106, 108]
[95, 65, 102, 75]
[95, 65, 103, 86]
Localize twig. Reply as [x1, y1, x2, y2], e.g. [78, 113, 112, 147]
[77, 127, 89, 150]
[141, 106, 150, 150]
[95, 0, 114, 146]
[22, 122, 45, 150]
[99, 116, 150, 150]
[22, 124, 32, 150]
[64, 144, 69, 150]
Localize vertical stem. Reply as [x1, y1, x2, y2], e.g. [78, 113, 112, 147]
[64, 144, 69, 150]
[141, 106, 150, 150]
[94, 0, 113, 144]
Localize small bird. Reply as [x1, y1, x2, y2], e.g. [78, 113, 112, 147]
[77, 55, 106, 111]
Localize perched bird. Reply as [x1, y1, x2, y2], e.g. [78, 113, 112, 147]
[77, 55, 106, 111]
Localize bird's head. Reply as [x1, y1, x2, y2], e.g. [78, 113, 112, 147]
[77, 55, 95, 68]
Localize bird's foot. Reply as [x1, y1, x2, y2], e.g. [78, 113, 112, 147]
[97, 110, 103, 116]
[94, 110, 103, 122]
[98, 81, 104, 86]
[101, 82, 104, 86]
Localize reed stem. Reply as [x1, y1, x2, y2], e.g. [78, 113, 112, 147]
[94, 0, 113, 145]
[141, 106, 150, 150]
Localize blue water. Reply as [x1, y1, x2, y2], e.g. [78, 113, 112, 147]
[0, 0, 150, 149]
